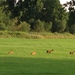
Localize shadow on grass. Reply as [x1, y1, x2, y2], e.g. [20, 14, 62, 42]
[0, 57, 75, 75]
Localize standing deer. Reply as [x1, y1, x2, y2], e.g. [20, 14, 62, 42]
[69, 51, 75, 55]
[46, 49, 54, 54]
[31, 52, 36, 55]
[8, 50, 13, 54]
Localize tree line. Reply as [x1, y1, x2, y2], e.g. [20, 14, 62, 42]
[0, 0, 75, 34]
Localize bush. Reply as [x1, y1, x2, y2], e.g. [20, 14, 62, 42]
[0, 22, 6, 30]
[44, 22, 52, 32]
[33, 19, 45, 32]
[52, 19, 67, 33]
[7, 17, 19, 31]
[70, 24, 75, 34]
[17, 21, 30, 32]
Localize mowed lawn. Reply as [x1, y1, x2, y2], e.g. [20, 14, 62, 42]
[0, 38, 75, 75]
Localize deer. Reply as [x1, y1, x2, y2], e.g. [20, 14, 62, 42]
[8, 50, 13, 54]
[31, 52, 36, 55]
[69, 51, 75, 55]
[46, 49, 54, 54]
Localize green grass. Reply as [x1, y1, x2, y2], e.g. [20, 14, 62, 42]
[0, 38, 75, 75]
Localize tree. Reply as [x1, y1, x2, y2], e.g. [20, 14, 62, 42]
[0, 1, 10, 30]
[1, 0, 68, 33]
[63, 0, 75, 33]
[42, 0, 67, 32]
[20, 0, 44, 22]
[52, 7, 68, 33]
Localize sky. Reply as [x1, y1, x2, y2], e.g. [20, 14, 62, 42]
[60, 0, 71, 12]
[60, 0, 71, 4]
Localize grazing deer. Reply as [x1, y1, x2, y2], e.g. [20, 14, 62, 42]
[31, 52, 36, 55]
[8, 50, 13, 54]
[46, 49, 54, 54]
[69, 51, 75, 55]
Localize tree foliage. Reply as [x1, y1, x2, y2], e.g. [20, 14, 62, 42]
[0, 0, 72, 33]
[63, 0, 75, 33]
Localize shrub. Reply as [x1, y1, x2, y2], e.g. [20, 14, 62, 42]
[52, 19, 67, 33]
[0, 22, 6, 30]
[17, 21, 30, 32]
[33, 19, 45, 32]
[70, 24, 75, 34]
[44, 22, 52, 32]
[7, 17, 19, 31]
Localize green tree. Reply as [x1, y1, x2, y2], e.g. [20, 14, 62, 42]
[64, 0, 75, 33]
[0, 3, 10, 30]
[42, 0, 67, 32]
[52, 7, 68, 33]
[2, 0, 68, 33]
[20, 0, 44, 22]
[68, 11, 75, 33]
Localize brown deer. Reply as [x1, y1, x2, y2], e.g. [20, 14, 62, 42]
[46, 49, 54, 54]
[69, 51, 75, 55]
[31, 52, 36, 55]
[8, 50, 13, 54]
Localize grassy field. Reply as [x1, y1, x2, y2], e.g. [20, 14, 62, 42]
[0, 38, 75, 75]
